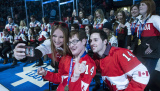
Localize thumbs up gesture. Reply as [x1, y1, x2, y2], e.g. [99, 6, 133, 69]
[37, 67, 47, 76]
[74, 57, 86, 77]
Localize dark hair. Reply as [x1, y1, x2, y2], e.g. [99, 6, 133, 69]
[69, 30, 87, 41]
[7, 16, 13, 19]
[42, 17, 49, 24]
[113, 10, 126, 32]
[30, 15, 36, 19]
[129, 4, 139, 23]
[79, 10, 85, 19]
[71, 23, 79, 30]
[85, 24, 93, 35]
[34, 26, 41, 33]
[90, 29, 108, 41]
[117, 10, 126, 24]
[71, 16, 82, 24]
[29, 27, 35, 35]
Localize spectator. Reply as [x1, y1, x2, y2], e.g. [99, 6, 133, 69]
[113, 10, 131, 48]
[0, 29, 13, 64]
[103, 22, 118, 47]
[107, 10, 116, 23]
[14, 14, 20, 26]
[85, 24, 93, 53]
[11, 27, 26, 66]
[41, 17, 51, 35]
[93, 9, 107, 29]
[19, 20, 28, 35]
[134, 0, 160, 90]
[5, 16, 18, 36]
[71, 24, 79, 31]
[29, 15, 41, 28]
[128, 5, 140, 53]
[88, 15, 94, 25]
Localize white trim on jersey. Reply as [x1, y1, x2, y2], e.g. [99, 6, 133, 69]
[81, 81, 89, 91]
[61, 76, 68, 83]
[126, 63, 150, 85]
[2, 34, 13, 43]
[102, 63, 149, 90]
[102, 75, 129, 90]
[35, 39, 51, 56]
[39, 31, 49, 40]
[125, 22, 131, 35]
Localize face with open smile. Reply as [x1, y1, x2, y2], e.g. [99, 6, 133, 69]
[90, 33, 107, 55]
[69, 34, 85, 56]
[131, 6, 139, 17]
[117, 12, 123, 22]
[52, 28, 64, 48]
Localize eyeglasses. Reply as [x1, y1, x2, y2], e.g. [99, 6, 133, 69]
[53, 21, 68, 28]
[68, 39, 80, 46]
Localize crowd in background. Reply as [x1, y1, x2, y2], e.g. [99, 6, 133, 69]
[1, 0, 160, 91]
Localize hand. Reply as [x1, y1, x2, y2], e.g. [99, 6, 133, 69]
[127, 46, 131, 50]
[37, 67, 47, 76]
[14, 43, 26, 60]
[74, 60, 86, 77]
[120, 23, 125, 28]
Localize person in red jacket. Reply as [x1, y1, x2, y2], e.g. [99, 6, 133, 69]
[90, 29, 150, 91]
[37, 30, 96, 91]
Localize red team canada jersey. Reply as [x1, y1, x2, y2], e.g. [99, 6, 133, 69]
[43, 53, 96, 91]
[5, 23, 18, 32]
[94, 46, 149, 91]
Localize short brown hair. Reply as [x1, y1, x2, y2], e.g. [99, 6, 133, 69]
[69, 30, 87, 41]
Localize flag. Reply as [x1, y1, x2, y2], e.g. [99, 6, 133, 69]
[138, 71, 149, 77]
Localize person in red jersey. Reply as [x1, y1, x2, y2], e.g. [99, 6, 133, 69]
[37, 30, 96, 91]
[90, 29, 149, 91]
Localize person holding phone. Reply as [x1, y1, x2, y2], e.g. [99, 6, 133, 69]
[14, 21, 71, 90]
[14, 21, 70, 65]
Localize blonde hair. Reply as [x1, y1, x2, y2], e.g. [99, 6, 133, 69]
[94, 9, 105, 24]
[20, 20, 26, 26]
